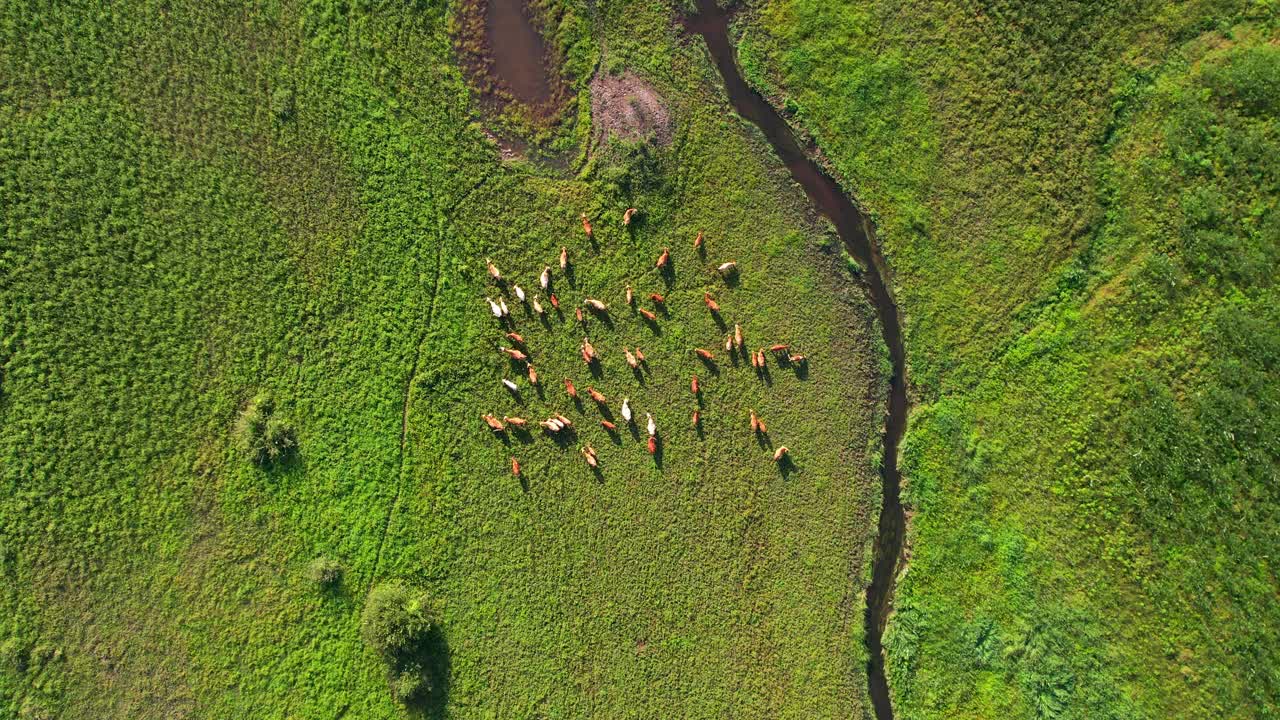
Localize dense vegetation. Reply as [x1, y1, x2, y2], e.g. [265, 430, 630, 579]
[1, 1, 885, 717]
[4, 0, 1275, 716]
[743, 0, 1279, 717]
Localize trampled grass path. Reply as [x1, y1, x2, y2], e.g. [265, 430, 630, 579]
[368, 173, 495, 592]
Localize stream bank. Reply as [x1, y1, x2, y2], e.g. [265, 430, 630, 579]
[683, 2, 909, 718]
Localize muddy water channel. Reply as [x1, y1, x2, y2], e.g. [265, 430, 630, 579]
[684, 2, 909, 718]
[458, 0, 568, 131]
[484, 0, 554, 108]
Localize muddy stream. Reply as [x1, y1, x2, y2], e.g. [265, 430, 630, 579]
[683, 2, 908, 716]
[485, 0, 555, 107]
[480, 2, 909, 718]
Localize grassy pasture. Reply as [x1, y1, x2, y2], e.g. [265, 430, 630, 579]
[1, 1, 884, 717]
[743, 0, 1279, 717]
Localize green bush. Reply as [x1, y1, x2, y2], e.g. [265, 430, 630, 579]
[270, 87, 296, 122]
[1203, 43, 1280, 118]
[391, 664, 430, 703]
[596, 138, 663, 197]
[1, 636, 30, 674]
[360, 582, 434, 660]
[18, 698, 52, 720]
[306, 557, 343, 589]
[360, 582, 440, 705]
[233, 393, 296, 467]
[360, 579, 445, 702]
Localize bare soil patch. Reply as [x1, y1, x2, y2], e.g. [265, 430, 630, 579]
[590, 71, 673, 148]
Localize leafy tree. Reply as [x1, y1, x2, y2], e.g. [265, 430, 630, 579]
[361, 582, 434, 660]
[361, 582, 444, 706]
[391, 665, 430, 704]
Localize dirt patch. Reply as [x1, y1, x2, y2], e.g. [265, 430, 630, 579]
[590, 71, 673, 148]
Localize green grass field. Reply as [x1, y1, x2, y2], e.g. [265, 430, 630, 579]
[742, 0, 1279, 717]
[4, 0, 1277, 718]
[1, 1, 886, 717]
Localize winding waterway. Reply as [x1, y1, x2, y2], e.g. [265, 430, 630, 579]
[683, 2, 909, 718]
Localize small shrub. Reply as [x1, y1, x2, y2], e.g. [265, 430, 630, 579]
[361, 582, 441, 705]
[307, 557, 343, 588]
[361, 582, 434, 660]
[18, 698, 52, 720]
[1, 636, 29, 674]
[596, 139, 663, 197]
[841, 247, 863, 276]
[234, 392, 296, 467]
[1126, 252, 1181, 322]
[391, 664, 429, 703]
[271, 87, 296, 122]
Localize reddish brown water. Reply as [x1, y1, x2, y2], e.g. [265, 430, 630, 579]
[685, 2, 908, 718]
[484, 0, 554, 109]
